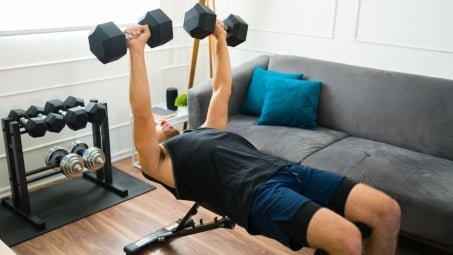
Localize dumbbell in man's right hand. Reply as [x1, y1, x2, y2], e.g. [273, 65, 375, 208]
[88, 9, 173, 64]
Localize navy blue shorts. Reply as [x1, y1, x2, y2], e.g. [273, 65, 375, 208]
[249, 163, 346, 248]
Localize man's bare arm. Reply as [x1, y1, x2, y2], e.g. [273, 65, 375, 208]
[126, 25, 161, 178]
[201, 20, 232, 130]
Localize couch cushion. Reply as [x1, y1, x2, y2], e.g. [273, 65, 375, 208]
[228, 114, 348, 162]
[257, 78, 322, 130]
[302, 136, 453, 251]
[240, 67, 303, 116]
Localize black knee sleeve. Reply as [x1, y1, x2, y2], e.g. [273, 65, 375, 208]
[327, 177, 357, 216]
[277, 201, 321, 251]
[314, 249, 329, 255]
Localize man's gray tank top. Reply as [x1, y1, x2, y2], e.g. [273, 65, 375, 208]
[162, 128, 292, 229]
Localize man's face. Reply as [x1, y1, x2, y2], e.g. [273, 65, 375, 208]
[155, 119, 180, 142]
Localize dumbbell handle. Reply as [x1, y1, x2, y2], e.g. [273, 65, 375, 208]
[57, 109, 67, 116]
[17, 117, 41, 130]
[37, 112, 61, 119]
[18, 117, 30, 125]
[125, 32, 139, 41]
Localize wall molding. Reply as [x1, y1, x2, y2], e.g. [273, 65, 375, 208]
[0, 23, 185, 37]
[160, 63, 190, 71]
[353, 39, 453, 55]
[353, 0, 453, 54]
[235, 45, 299, 58]
[0, 42, 195, 73]
[0, 73, 129, 98]
[330, 0, 339, 39]
[250, 28, 335, 40]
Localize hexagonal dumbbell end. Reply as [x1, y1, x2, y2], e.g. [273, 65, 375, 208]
[85, 102, 106, 124]
[64, 107, 88, 130]
[44, 99, 65, 114]
[8, 109, 27, 122]
[183, 3, 216, 39]
[62, 96, 88, 130]
[139, 9, 173, 48]
[88, 21, 127, 64]
[44, 113, 65, 133]
[64, 96, 85, 108]
[8, 109, 47, 137]
[224, 14, 248, 47]
[24, 117, 47, 137]
[26, 105, 45, 117]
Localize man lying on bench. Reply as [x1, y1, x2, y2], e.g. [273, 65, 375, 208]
[125, 20, 401, 255]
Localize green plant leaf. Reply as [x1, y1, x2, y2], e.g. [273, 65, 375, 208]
[174, 93, 188, 107]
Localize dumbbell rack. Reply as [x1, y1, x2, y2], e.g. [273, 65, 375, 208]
[1, 101, 128, 230]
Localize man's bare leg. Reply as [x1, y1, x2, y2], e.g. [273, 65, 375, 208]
[344, 184, 401, 254]
[306, 208, 363, 255]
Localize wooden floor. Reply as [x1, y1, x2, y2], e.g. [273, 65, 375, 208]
[10, 158, 447, 255]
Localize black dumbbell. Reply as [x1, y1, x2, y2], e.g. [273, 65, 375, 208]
[8, 109, 47, 137]
[88, 9, 173, 64]
[45, 146, 84, 178]
[26, 105, 65, 133]
[67, 141, 105, 171]
[44, 99, 88, 130]
[63, 96, 106, 124]
[183, 3, 248, 46]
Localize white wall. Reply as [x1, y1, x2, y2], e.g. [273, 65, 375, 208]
[224, 0, 453, 80]
[1, 0, 452, 196]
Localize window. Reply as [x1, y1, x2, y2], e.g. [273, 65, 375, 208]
[0, 0, 160, 36]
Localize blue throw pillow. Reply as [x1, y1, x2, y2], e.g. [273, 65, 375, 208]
[257, 78, 322, 130]
[240, 67, 303, 116]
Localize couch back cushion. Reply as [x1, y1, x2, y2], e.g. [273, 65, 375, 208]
[268, 54, 453, 161]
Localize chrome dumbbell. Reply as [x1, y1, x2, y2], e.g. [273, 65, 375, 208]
[67, 141, 105, 171]
[45, 146, 85, 178]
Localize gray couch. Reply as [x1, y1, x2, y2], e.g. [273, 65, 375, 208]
[188, 54, 453, 252]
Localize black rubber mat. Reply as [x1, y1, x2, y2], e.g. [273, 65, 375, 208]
[0, 167, 155, 247]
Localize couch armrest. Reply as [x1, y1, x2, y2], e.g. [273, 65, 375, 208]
[188, 79, 213, 129]
[188, 55, 270, 129]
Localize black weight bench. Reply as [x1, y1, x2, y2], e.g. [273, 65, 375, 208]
[123, 202, 235, 254]
[123, 173, 365, 254]
[123, 199, 370, 255]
